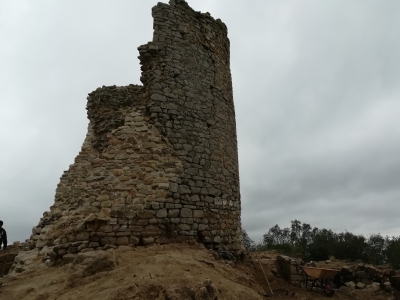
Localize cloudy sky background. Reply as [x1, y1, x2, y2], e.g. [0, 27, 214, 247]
[1, 0, 400, 244]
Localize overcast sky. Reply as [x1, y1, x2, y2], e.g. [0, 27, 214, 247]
[1, 0, 400, 245]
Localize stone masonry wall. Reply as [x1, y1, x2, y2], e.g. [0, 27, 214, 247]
[275, 255, 306, 287]
[30, 0, 243, 260]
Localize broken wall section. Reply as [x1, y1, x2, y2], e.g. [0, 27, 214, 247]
[31, 85, 184, 254]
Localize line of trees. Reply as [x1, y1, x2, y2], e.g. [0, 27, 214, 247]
[242, 220, 400, 269]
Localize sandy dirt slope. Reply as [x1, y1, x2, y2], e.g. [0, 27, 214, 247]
[0, 244, 397, 300]
[0, 243, 264, 300]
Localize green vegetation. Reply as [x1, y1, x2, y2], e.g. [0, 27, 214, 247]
[242, 220, 400, 269]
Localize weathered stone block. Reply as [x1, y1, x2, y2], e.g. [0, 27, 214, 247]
[76, 232, 90, 241]
[142, 237, 154, 245]
[156, 209, 167, 218]
[177, 224, 191, 231]
[213, 236, 221, 243]
[116, 232, 130, 237]
[97, 195, 109, 201]
[128, 226, 143, 232]
[100, 237, 116, 245]
[198, 224, 208, 231]
[57, 248, 67, 256]
[180, 208, 192, 218]
[130, 237, 140, 245]
[193, 210, 204, 218]
[168, 209, 180, 218]
[124, 210, 136, 219]
[99, 225, 113, 233]
[190, 195, 200, 202]
[178, 185, 191, 194]
[88, 242, 99, 248]
[116, 237, 129, 245]
[169, 183, 178, 192]
[137, 210, 155, 219]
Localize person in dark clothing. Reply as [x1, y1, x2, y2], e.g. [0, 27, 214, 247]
[0, 221, 4, 287]
[0, 221, 7, 250]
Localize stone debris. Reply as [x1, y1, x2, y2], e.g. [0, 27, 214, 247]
[24, 0, 243, 264]
[191, 279, 218, 300]
[70, 250, 116, 276]
[8, 249, 39, 275]
[164, 279, 218, 300]
[275, 255, 400, 294]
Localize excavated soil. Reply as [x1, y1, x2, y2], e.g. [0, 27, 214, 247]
[0, 243, 398, 300]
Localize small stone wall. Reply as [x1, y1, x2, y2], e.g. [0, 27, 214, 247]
[341, 263, 399, 290]
[275, 255, 305, 287]
[29, 0, 243, 261]
[275, 255, 400, 292]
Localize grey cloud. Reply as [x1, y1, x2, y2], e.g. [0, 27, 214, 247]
[1, 0, 400, 244]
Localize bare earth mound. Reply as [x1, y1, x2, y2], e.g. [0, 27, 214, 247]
[0, 243, 262, 300]
[1, 244, 399, 300]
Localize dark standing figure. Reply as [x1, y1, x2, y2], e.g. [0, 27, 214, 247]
[0, 221, 7, 250]
[0, 221, 6, 286]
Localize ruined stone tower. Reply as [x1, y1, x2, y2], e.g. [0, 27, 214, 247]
[31, 0, 243, 257]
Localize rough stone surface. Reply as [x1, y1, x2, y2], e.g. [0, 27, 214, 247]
[8, 250, 39, 275]
[275, 256, 400, 293]
[275, 255, 305, 287]
[0, 252, 18, 276]
[29, 0, 243, 260]
[355, 282, 366, 289]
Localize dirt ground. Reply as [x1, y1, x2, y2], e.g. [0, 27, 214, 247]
[0, 243, 398, 300]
